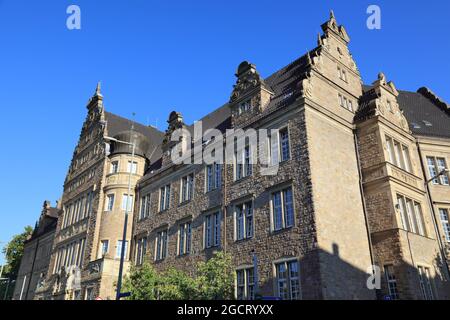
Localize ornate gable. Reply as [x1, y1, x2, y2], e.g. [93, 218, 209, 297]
[229, 61, 274, 127]
[356, 73, 410, 132]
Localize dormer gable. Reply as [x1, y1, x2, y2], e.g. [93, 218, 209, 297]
[356, 73, 410, 132]
[229, 61, 274, 127]
[161, 111, 189, 166]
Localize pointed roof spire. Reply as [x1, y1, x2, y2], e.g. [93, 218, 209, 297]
[94, 81, 103, 97]
[330, 10, 335, 20]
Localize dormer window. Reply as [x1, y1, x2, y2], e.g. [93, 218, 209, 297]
[238, 99, 251, 115]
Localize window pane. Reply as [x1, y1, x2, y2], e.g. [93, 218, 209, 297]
[439, 209, 450, 243]
[280, 129, 290, 162]
[284, 188, 294, 227]
[437, 158, 449, 185]
[273, 192, 283, 231]
[427, 157, 439, 184]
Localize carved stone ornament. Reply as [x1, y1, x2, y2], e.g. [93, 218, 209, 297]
[230, 61, 263, 103]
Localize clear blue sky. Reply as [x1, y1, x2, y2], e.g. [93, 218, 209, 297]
[1, 0, 449, 264]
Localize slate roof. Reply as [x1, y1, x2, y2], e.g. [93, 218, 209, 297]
[362, 85, 450, 139]
[105, 111, 165, 163]
[397, 90, 450, 139]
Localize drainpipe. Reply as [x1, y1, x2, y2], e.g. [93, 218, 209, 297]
[353, 129, 378, 298]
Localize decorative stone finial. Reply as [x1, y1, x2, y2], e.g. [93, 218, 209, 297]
[330, 10, 335, 20]
[94, 82, 102, 97]
[317, 33, 323, 46]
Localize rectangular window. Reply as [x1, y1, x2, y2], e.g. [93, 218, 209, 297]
[139, 195, 151, 220]
[135, 237, 147, 265]
[127, 161, 138, 174]
[205, 211, 221, 248]
[272, 187, 295, 231]
[279, 128, 290, 162]
[206, 163, 221, 192]
[159, 185, 171, 212]
[155, 230, 168, 261]
[418, 266, 434, 300]
[439, 209, 450, 243]
[238, 99, 251, 115]
[384, 265, 399, 300]
[275, 260, 300, 300]
[397, 194, 426, 236]
[386, 136, 411, 172]
[181, 174, 194, 203]
[110, 161, 119, 174]
[236, 268, 255, 300]
[99, 240, 109, 258]
[116, 240, 128, 259]
[427, 157, 449, 185]
[121, 194, 133, 211]
[338, 94, 344, 107]
[235, 146, 252, 180]
[235, 201, 253, 241]
[85, 287, 95, 301]
[178, 222, 192, 255]
[106, 194, 115, 212]
[436, 158, 449, 185]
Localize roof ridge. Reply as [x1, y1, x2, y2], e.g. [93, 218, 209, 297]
[104, 111, 164, 135]
[417, 87, 450, 116]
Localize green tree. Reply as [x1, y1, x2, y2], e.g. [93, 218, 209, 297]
[195, 251, 234, 300]
[123, 251, 235, 300]
[2, 226, 33, 278]
[123, 263, 159, 300]
[158, 268, 197, 300]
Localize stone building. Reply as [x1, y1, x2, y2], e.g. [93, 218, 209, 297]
[13, 201, 59, 300]
[29, 11, 450, 300]
[131, 12, 450, 300]
[34, 84, 164, 300]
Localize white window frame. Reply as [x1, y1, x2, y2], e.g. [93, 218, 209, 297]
[384, 265, 399, 300]
[99, 239, 109, 259]
[236, 266, 256, 300]
[116, 240, 128, 259]
[121, 194, 134, 212]
[204, 211, 221, 249]
[439, 208, 450, 243]
[270, 186, 295, 232]
[105, 194, 115, 212]
[274, 259, 301, 300]
[159, 185, 171, 212]
[178, 221, 192, 256]
[234, 200, 254, 241]
[154, 230, 168, 261]
[110, 160, 119, 174]
[180, 173, 194, 203]
[427, 156, 449, 185]
[127, 161, 138, 174]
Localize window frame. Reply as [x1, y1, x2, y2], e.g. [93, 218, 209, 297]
[273, 259, 301, 300]
[204, 211, 221, 249]
[270, 186, 295, 232]
[236, 266, 256, 300]
[234, 200, 254, 241]
[384, 264, 400, 300]
[105, 194, 115, 212]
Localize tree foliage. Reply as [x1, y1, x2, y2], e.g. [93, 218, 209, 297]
[123, 251, 235, 300]
[2, 226, 33, 278]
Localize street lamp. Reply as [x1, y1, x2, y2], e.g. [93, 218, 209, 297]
[104, 134, 136, 300]
[426, 169, 449, 185]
